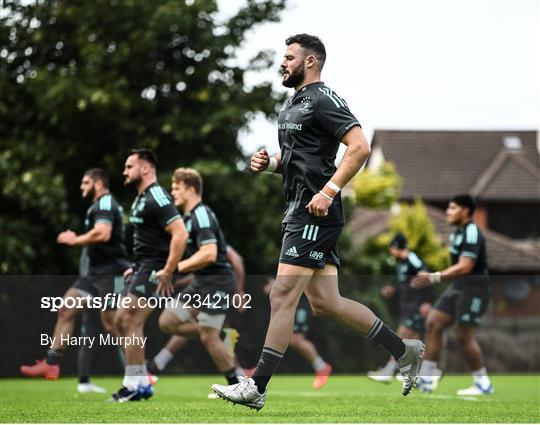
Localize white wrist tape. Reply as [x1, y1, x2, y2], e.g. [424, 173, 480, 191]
[428, 272, 441, 284]
[266, 157, 278, 172]
[326, 180, 342, 193]
[319, 190, 334, 201]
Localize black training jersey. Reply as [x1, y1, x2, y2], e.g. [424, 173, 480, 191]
[395, 251, 435, 315]
[182, 202, 232, 278]
[277, 82, 361, 226]
[84, 193, 129, 272]
[449, 222, 490, 287]
[129, 182, 182, 263]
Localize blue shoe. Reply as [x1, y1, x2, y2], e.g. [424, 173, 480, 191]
[416, 374, 442, 393]
[138, 384, 154, 400]
[108, 386, 141, 402]
[457, 382, 494, 395]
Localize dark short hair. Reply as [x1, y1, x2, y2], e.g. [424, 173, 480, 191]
[451, 194, 476, 216]
[285, 33, 326, 69]
[129, 148, 158, 168]
[389, 233, 407, 250]
[172, 167, 203, 195]
[84, 168, 109, 188]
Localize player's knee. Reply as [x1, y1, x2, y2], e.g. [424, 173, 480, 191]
[269, 285, 296, 311]
[425, 316, 445, 335]
[117, 309, 139, 333]
[158, 313, 177, 335]
[198, 328, 218, 348]
[309, 296, 333, 317]
[455, 326, 473, 345]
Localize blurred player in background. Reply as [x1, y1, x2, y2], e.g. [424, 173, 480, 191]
[111, 149, 187, 402]
[368, 233, 435, 383]
[158, 168, 243, 387]
[21, 169, 129, 391]
[412, 194, 494, 396]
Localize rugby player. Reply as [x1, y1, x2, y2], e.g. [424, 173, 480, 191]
[411, 194, 494, 395]
[110, 149, 188, 402]
[368, 233, 435, 383]
[21, 168, 129, 391]
[211, 34, 425, 410]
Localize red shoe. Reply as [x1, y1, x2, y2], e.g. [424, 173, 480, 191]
[20, 359, 60, 380]
[312, 363, 332, 389]
[147, 371, 158, 386]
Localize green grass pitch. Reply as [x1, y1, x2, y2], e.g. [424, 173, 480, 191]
[1, 375, 538, 423]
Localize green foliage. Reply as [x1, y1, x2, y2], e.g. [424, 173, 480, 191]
[0, 0, 286, 273]
[352, 162, 401, 209]
[388, 199, 450, 271]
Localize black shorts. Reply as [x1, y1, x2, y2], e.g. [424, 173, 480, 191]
[125, 261, 165, 299]
[279, 222, 342, 269]
[434, 285, 491, 327]
[72, 274, 125, 310]
[400, 311, 425, 332]
[179, 273, 236, 315]
[293, 305, 312, 334]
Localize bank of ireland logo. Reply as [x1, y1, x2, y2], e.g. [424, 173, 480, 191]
[285, 113, 290, 121]
[309, 250, 323, 260]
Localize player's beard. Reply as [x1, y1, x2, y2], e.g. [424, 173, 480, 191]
[282, 63, 305, 88]
[124, 175, 141, 187]
[86, 186, 95, 200]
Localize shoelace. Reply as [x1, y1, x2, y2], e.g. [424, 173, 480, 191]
[229, 379, 252, 399]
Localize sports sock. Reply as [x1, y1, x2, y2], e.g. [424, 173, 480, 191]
[365, 318, 406, 360]
[311, 356, 327, 372]
[138, 364, 150, 387]
[153, 348, 174, 371]
[224, 368, 239, 385]
[46, 348, 64, 365]
[252, 346, 284, 393]
[78, 376, 90, 384]
[472, 367, 491, 388]
[123, 365, 147, 390]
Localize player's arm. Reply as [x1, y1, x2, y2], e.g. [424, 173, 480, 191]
[156, 219, 188, 296]
[177, 243, 218, 273]
[57, 222, 112, 246]
[226, 246, 245, 296]
[411, 256, 475, 288]
[307, 126, 371, 216]
[250, 150, 282, 174]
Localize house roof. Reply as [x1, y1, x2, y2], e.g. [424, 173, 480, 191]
[369, 130, 540, 202]
[347, 205, 540, 273]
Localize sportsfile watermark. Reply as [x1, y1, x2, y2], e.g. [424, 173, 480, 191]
[41, 292, 252, 312]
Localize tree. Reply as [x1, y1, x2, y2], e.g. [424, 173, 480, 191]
[352, 161, 401, 209]
[0, 0, 286, 273]
[387, 199, 450, 271]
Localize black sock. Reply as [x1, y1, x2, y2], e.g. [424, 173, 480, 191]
[252, 347, 284, 393]
[366, 318, 406, 360]
[46, 348, 63, 365]
[78, 376, 90, 384]
[224, 368, 239, 385]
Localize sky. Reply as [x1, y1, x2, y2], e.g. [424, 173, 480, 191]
[217, 0, 539, 156]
